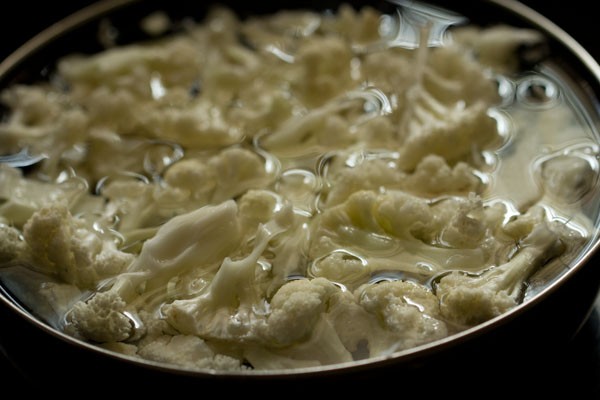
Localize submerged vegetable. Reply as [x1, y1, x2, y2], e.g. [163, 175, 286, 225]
[0, 1, 596, 372]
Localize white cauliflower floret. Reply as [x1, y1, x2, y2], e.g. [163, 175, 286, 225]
[323, 156, 404, 207]
[236, 189, 305, 293]
[67, 200, 242, 343]
[358, 280, 448, 353]
[202, 43, 262, 94]
[311, 190, 505, 274]
[161, 213, 285, 341]
[424, 46, 500, 106]
[260, 99, 354, 157]
[68, 290, 132, 343]
[228, 89, 295, 138]
[434, 194, 489, 249]
[237, 189, 280, 231]
[397, 100, 499, 171]
[137, 335, 243, 371]
[261, 278, 338, 346]
[0, 4, 587, 374]
[22, 202, 134, 288]
[436, 217, 565, 326]
[208, 147, 275, 203]
[148, 103, 243, 148]
[402, 154, 481, 196]
[85, 88, 140, 133]
[0, 223, 27, 263]
[164, 147, 274, 207]
[292, 36, 354, 106]
[453, 24, 546, 72]
[0, 86, 89, 173]
[362, 50, 415, 95]
[328, 4, 382, 44]
[323, 153, 481, 208]
[245, 278, 354, 369]
[163, 158, 216, 205]
[58, 36, 202, 94]
[111, 200, 242, 301]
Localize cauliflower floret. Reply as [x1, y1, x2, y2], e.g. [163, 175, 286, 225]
[435, 194, 488, 248]
[0, 4, 588, 374]
[424, 46, 500, 106]
[237, 189, 280, 230]
[148, 103, 243, 148]
[236, 189, 305, 293]
[436, 217, 565, 326]
[453, 24, 546, 72]
[0, 86, 88, 172]
[163, 147, 274, 207]
[358, 280, 448, 352]
[68, 290, 133, 343]
[67, 200, 243, 343]
[137, 335, 243, 371]
[260, 100, 354, 157]
[323, 157, 404, 207]
[330, 4, 382, 44]
[161, 212, 285, 341]
[163, 158, 216, 204]
[208, 147, 275, 203]
[58, 36, 202, 94]
[113, 199, 242, 300]
[202, 43, 262, 94]
[84, 88, 140, 133]
[402, 154, 482, 196]
[245, 278, 354, 369]
[323, 153, 481, 208]
[312, 189, 508, 274]
[100, 342, 139, 357]
[262, 278, 338, 346]
[362, 49, 415, 95]
[22, 202, 134, 288]
[397, 100, 499, 171]
[0, 223, 27, 263]
[293, 36, 354, 106]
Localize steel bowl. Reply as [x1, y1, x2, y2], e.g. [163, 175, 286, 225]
[1, 0, 599, 394]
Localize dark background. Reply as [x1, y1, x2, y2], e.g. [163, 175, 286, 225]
[0, 0, 598, 396]
[0, 1, 598, 61]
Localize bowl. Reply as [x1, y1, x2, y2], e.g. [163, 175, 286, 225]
[1, 0, 600, 392]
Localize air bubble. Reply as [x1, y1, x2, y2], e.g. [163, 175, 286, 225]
[516, 76, 560, 109]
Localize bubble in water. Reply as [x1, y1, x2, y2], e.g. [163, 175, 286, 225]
[368, 271, 400, 284]
[143, 140, 184, 178]
[95, 171, 150, 196]
[346, 86, 393, 124]
[516, 76, 560, 109]
[276, 168, 319, 216]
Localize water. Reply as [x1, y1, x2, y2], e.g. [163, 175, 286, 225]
[0, 0, 599, 368]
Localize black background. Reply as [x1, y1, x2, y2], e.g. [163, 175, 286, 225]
[0, 0, 598, 396]
[0, 1, 599, 62]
